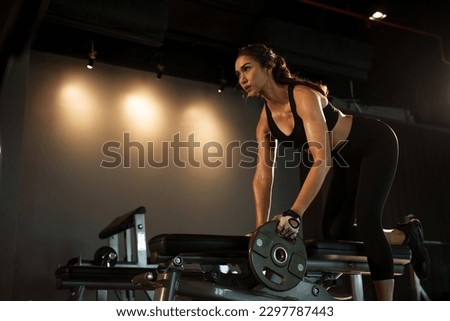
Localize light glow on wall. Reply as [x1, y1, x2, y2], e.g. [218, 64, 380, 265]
[58, 80, 99, 132]
[181, 102, 225, 143]
[122, 89, 163, 136]
[177, 102, 227, 168]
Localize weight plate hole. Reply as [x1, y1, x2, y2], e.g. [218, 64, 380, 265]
[273, 246, 288, 264]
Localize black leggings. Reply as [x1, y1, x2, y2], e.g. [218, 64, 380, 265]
[322, 116, 399, 280]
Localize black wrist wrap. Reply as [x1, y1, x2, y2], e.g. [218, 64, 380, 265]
[282, 209, 301, 220]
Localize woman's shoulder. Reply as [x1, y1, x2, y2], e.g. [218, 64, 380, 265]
[292, 81, 328, 98]
[292, 83, 322, 94]
[292, 84, 327, 106]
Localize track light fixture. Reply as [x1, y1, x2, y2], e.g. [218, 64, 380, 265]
[218, 78, 227, 93]
[209, 65, 227, 93]
[87, 40, 97, 69]
[87, 55, 95, 69]
[150, 52, 165, 79]
[156, 63, 165, 79]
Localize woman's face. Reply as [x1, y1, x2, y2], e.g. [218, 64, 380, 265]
[235, 55, 270, 97]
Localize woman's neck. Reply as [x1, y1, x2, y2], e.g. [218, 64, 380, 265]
[262, 81, 289, 108]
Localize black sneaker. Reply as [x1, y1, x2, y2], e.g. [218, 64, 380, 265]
[397, 219, 431, 281]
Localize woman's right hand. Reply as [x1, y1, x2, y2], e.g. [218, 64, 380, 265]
[272, 209, 302, 239]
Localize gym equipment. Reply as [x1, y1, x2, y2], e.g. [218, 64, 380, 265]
[55, 206, 412, 301]
[248, 221, 307, 291]
[93, 246, 118, 267]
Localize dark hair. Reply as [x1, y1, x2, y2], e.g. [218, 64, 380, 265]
[237, 44, 328, 96]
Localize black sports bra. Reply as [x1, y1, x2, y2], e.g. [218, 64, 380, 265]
[265, 84, 339, 149]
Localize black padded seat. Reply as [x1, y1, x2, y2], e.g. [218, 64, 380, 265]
[98, 206, 146, 239]
[304, 239, 411, 275]
[148, 233, 250, 263]
[305, 239, 411, 264]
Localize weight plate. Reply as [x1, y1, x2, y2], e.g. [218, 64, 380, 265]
[93, 246, 118, 267]
[248, 221, 307, 291]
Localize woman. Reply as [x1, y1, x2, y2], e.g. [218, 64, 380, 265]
[235, 44, 430, 300]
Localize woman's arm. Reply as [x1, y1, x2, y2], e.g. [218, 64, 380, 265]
[290, 86, 332, 217]
[253, 109, 277, 228]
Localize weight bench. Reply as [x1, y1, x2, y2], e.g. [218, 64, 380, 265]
[55, 206, 412, 301]
[56, 206, 160, 300]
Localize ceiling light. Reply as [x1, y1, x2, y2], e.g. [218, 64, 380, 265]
[369, 11, 387, 21]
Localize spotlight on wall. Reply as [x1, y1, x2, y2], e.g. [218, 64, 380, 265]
[87, 41, 97, 69]
[369, 11, 387, 21]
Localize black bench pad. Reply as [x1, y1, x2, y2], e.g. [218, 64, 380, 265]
[148, 234, 411, 265]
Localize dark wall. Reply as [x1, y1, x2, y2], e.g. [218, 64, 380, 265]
[0, 47, 29, 301]
[386, 120, 450, 300]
